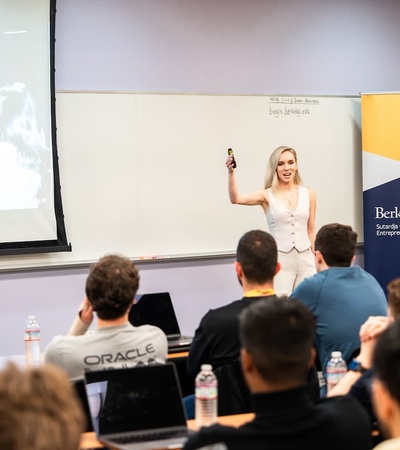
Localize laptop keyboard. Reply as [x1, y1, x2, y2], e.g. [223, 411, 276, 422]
[112, 429, 188, 444]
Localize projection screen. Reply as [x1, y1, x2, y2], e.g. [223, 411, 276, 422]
[0, 0, 70, 255]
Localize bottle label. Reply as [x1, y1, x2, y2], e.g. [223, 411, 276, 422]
[327, 372, 346, 384]
[326, 368, 347, 391]
[24, 330, 40, 341]
[195, 386, 217, 400]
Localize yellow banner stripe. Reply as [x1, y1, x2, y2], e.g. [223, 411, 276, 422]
[362, 94, 400, 162]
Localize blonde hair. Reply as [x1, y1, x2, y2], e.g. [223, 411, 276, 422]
[264, 146, 303, 190]
[0, 362, 84, 450]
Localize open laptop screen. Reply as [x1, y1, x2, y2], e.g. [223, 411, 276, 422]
[84, 363, 187, 436]
[129, 292, 181, 336]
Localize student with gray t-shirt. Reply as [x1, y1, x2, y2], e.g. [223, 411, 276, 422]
[45, 254, 168, 380]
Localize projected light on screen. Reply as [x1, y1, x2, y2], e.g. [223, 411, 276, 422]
[0, 82, 48, 211]
[0, 0, 70, 254]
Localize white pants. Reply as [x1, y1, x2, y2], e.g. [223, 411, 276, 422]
[274, 247, 316, 297]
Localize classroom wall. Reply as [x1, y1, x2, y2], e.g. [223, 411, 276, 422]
[0, 0, 398, 356]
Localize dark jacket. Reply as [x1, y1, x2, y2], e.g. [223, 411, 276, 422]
[186, 295, 278, 379]
[183, 386, 373, 450]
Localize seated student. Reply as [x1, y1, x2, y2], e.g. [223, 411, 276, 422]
[45, 253, 168, 380]
[328, 277, 400, 439]
[187, 229, 280, 381]
[371, 318, 400, 449]
[291, 223, 387, 387]
[183, 297, 373, 450]
[185, 229, 279, 418]
[186, 230, 319, 418]
[0, 362, 84, 450]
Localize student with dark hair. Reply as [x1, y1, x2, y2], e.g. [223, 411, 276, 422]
[291, 223, 387, 387]
[45, 253, 168, 380]
[186, 229, 280, 380]
[371, 319, 400, 449]
[184, 298, 372, 450]
[184, 230, 283, 418]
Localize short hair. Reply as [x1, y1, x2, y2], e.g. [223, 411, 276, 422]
[264, 146, 303, 190]
[85, 253, 140, 320]
[0, 362, 84, 450]
[373, 319, 400, 403]
[387, 278, 400, 319]
[239, 297, 315, 384]
[236, 230, 278, 284]
[314, 223, 357, 267]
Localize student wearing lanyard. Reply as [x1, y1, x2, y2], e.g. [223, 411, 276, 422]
[186, 230, 280, 382]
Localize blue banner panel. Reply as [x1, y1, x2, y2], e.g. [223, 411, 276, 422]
[364, 177, 400, 292]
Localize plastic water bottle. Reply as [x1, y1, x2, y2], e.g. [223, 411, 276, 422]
[326, 351, 347, 393]
[195, 364, 218, 427]
[24, 315, 41, 366]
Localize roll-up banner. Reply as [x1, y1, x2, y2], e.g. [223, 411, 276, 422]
[362, 93, 400, 292]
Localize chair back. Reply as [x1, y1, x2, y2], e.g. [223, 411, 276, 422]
[72, 378, 94, 432]
[215, 360, 321, 415]
[214, 360, 252, 416]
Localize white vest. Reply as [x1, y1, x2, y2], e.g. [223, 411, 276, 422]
[265, 186, 311, 252]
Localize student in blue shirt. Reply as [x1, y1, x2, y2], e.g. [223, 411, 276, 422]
[290, 222, 388, 391]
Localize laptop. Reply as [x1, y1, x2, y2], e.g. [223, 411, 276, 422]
[83, 363, 190, 450]
[129, 292, 193, 350]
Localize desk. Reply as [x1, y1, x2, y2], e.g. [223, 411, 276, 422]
[79, 413, 255, 449]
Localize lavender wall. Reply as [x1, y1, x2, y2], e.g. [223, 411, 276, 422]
[55, 0, 400, 95]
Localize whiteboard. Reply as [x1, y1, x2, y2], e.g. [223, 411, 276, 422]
[0, 93, 362, 269]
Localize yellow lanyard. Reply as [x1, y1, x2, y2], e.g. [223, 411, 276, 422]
[244, 289, 275, 298]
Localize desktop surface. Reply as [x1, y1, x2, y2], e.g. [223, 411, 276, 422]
[80, 413, 255, 449]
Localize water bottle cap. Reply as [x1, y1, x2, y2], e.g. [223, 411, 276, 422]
[331, 351, 342, 358]
[201, 364, 212, 371]
[27, 315, 36, 320]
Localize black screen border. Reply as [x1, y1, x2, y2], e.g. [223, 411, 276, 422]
[0, 0, 71, 256]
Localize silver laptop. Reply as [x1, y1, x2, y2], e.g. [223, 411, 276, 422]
[83, 363, 190, 450]
[129, 292, 193, 349]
